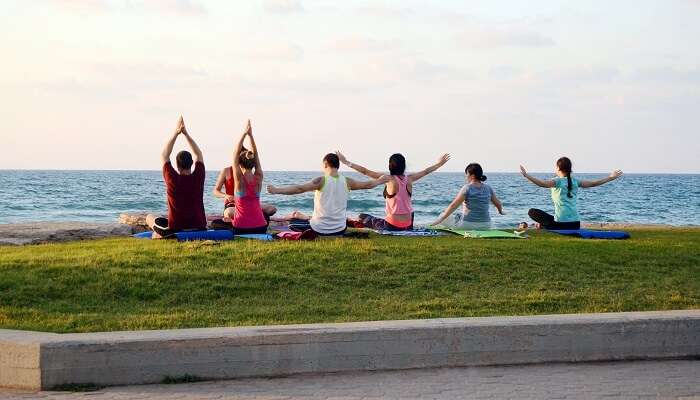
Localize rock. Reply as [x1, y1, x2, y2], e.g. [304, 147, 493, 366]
[0, 222, 138, 246]
[119, 213, 150, 228]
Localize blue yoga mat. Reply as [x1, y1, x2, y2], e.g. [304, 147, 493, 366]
[549, 229, 630, 240]
[133, 230, 234, 241]
[236, 234, 274, 241]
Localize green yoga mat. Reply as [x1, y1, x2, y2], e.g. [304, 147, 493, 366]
[429, 226, 525, 239]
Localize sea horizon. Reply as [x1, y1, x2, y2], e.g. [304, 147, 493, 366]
[1, 170, 698, 226]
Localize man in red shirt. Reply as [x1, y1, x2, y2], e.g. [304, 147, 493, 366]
[146, 116, 207, 238]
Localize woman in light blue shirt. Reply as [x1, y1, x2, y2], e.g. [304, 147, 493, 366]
[520, 157, 623, 229]
[431, 163, 504, 229]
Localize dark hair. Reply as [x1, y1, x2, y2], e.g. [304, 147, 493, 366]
[175, 150, 193, 170]
[557, 156, 573, 198]
[323, 153, 340, 169]
[388, 153, 406, 176]
[465, 163, 487, 182]
[238, 150, 256, 170]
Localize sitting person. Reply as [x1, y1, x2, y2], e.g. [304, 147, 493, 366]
[146, 116, 206, 238]
[225, 120, 269, 234]
[520, 157, 623, 230]
[267, 153, 389, 236]
[336, 151, 450, 231]
[213, 146, 277, 222]
[430, 163, 504, 229]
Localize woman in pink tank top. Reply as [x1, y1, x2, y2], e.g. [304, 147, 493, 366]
[336, 152, 451, 231]
[229, 120, 268, 234]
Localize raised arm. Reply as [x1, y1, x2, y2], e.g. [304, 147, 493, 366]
[430, 191, 465, 226]
[180, 117, 203, 163]
[580, 170, 623, 188]
[519, 165, 555, 188]
[246, 120, 263, 179]
[160, 117, 182, 165]
[408, 153, 450, 182]
[336, 151, 383, 179]
[232, 121, 249, 178]
[267, 176, 324, 195]
[346, 175, 390, 191]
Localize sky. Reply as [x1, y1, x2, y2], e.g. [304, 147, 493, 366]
[1, 0, 699, 173]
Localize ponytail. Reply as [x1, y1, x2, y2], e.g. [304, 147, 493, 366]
[557, 157, 574, 199]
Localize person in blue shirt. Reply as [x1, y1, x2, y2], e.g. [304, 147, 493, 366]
[520, 157, 623, 230]
[431, 163, 505, 229]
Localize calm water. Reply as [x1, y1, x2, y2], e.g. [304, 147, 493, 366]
[1, 170, 699, 227]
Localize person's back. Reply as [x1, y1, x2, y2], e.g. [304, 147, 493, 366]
[310, 174, 349, 234]
[551, 176, 580, 222]
[164, 160, 207, 230]
[232, 173, 267, 229]
[461, 182, 493, 223]
[384, 175, 413, 227]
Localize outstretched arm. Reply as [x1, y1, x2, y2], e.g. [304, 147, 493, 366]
[519, 165, 555, 188]
[180, 117, 203, 163]
[336, 151, 383, 179]
[160, 117, 183, 165]
[430, 191, 465, 226]
[346, 175, 390, 191]
[580, 170, 623, 188]
[268, 176, 324, 195]
[408, 153, 450, 182]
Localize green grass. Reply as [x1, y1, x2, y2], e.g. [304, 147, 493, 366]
[0, 229, 698, 333]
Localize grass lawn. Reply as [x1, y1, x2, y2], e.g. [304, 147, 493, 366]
[0, 228, 698, 333]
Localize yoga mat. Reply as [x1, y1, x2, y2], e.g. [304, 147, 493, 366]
[133, 230, 235, 241]
[236, 233, 274, 241]
[430, 226, 525, 239]
[373, 229, 444, 237]
[548, 229, 630, 239]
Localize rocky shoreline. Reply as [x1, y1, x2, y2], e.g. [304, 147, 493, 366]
[0, 213, 686, 245]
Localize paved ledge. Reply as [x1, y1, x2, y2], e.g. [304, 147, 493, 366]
[1, 310, 699, 390]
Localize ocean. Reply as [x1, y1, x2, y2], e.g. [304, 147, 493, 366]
[1, 170, 699, 227]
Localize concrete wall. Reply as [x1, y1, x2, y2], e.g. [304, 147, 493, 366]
[1, 310, 699, 390]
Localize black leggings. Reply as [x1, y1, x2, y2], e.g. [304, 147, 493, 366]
[358, 213, 413, 231]
[231, 224, 269, 235]
[528, 209, 580, 230]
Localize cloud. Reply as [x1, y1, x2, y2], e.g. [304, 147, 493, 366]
[47, 0, 110, 13]
[47, 0, 206, 16]
[143, 0, 207, 17]
[249, 42, 304, 61]
[356, 5, 413, 18]
[633, 67, 700, 85]
[325, 37, 400, 53]
[263, 0, 303, 14]
[457, 29, 555, 49]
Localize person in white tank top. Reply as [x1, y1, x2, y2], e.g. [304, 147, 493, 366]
[267, 153, 389, 235]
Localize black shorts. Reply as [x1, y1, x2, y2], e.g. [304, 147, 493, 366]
[152, 217, 204, 238]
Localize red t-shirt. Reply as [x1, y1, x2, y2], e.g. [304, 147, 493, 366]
[163, 161, 207, 231]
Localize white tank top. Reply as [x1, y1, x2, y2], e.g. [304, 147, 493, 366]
[310, 174, 349, 234]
